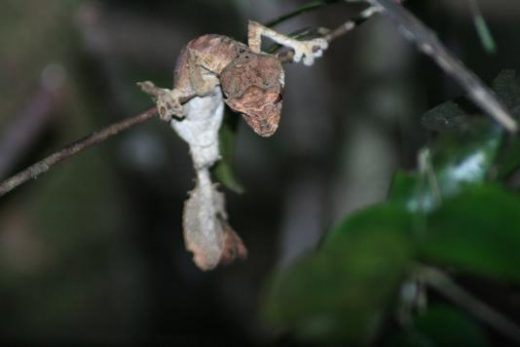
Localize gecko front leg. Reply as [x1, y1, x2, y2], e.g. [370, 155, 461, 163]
[248, 20, 328, 66]
[138, 43, 222, 122]
[137, 81, 190, 122]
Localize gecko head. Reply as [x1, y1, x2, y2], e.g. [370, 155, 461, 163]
[220, 52, 284, 137]
[224, 85, 283, 137]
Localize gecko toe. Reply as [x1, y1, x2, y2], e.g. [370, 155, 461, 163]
[303, 56, 315, 66]
[293, 51, 303, 63]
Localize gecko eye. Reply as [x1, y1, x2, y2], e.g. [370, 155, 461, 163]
[274, 93, 283, 104]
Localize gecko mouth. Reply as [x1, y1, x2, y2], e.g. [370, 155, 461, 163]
[242, 115, 277, 137]
[241, 102, 281, 137]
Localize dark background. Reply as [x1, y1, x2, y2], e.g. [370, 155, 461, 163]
[0, 0, 519, 345]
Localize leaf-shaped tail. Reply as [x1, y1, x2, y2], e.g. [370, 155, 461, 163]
[183, 165, 247, 271]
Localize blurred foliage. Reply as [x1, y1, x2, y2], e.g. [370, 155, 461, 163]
[388, 305, 489, 347]
[420, 184, 520, 283]
[469, 0, 496, 54]
[262, 70, 520, 345]
[264, 203, 414, 343]
[493, 71, 520, 180]
[0, 0, 142, 341]
[0, 0, 79, 123]
[0, 149, 130, 340]
[213, 111, 245, 193]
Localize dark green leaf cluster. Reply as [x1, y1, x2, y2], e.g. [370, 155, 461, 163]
[261, 71, 520, 346]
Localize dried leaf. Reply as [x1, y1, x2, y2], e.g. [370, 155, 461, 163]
[183, 170, 246, 270]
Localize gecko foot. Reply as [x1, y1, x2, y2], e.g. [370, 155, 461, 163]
[137, 81, 185, 121]
[292, 38, 329, 66]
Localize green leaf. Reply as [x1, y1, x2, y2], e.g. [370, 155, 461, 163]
[433, 128, 501, 192]
[468, 0, 496, 54]
[388, 170, 434, 213]
[213, 111, 244, 193]
[421, 100, 472, 133]
[496, 138, 520, 180]
[324, 202, 414, 246]
[388, 305, 489, 347]
[419, 184, 520, 283]
[389, 124, 502, 212]
[388, 170, 419, 203]
[473, 15, 496, 55]
[263, 203, 414, 343]
[397, 70, 520, 208]
[400, 70, 512, 212]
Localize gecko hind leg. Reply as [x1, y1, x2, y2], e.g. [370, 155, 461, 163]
[247, 20, 328, 66]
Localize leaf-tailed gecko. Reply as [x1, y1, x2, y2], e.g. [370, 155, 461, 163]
[139, 21, 327, 137]
[138, 21, 327, 270]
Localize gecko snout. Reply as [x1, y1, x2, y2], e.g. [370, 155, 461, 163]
[223, 85, 283, 137]
[240, 102, 282, 137]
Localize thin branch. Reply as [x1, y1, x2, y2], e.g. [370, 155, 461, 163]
[418, 265, 520, 344]
[367, 0, 517, 132]
[276, 17, 365, 63]
[0, 107, 157, 197]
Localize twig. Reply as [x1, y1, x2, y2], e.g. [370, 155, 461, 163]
[367, 0, 517, 132]
[418, 265, 520, 344]
[276, 17, 366, 63]
[0, 107, 157, 197]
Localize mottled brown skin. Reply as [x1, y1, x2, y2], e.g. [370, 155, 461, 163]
[172, 34, 285, 137]
[220, 53, 283, 137]
[140, 21, 328, 136]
